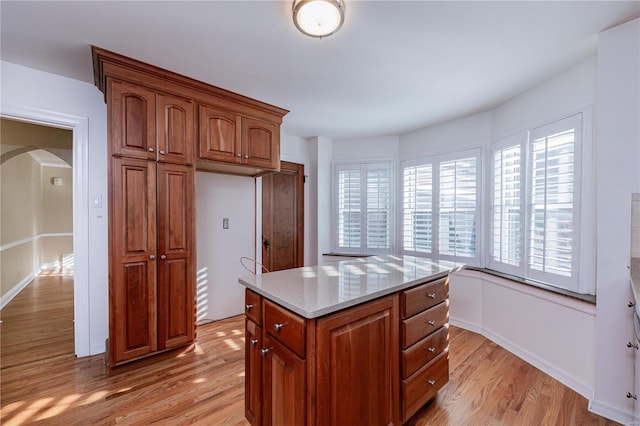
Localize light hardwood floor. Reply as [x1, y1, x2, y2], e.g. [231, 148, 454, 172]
[0, 285, 619, 425]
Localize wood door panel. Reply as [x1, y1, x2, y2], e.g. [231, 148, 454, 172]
[110, 157, 157, 365]
[157, 163, 195, 350]
[263, 335, 306, 426]
[109, 79, 156, 160]
[198, 104, 241, 163]
[316, 295, 400, 426]
[243, 117, 277, 169]
[245, 320, 262, 426]
[262, 161, 304, 272]
[157, 93, 194, 165]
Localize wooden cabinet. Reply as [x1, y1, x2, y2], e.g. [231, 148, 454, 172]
[262, 335, 307, 426]
[198, 104, 279, 171]
[109, 79, 194, 165]
[400, 277, 450, 422]
[244, 278, 448, 425]
[94, 46, 287, 366]
[108, 147, 195, 366]
[316, 296, 400, 426]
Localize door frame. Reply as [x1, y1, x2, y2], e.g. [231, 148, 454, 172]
[1, 103, 90, 357]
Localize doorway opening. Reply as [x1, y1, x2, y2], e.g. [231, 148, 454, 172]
[0, 118, 75, 367]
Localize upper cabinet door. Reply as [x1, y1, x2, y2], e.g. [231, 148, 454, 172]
[157, 94, 194, 165]
[242, 117, 278, 170]
[198, 104, 242, 164]
[109, 79, 156, 160]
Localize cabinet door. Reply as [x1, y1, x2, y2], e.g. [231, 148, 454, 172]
[157, 93, 194, 165]
[263, 335, 306, 426]
[157, 163, 195, 350]
[316, 295, 401, 426]
[109, 79, 156, 160]
[245, 319, 262, 425]
[198, 104, 242, 163]
[110, 157, 157, 365]
[242, 117, 279, 170]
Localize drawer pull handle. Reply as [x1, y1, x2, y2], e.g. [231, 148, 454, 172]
[245, 304, 254, 311]
[260, 348, 271, 356]
[250, 338, 259, 346]
[628, 342, 639, 350]
[427, 320, 436, 326]
[427, 293, 437, 299]
[274, 323, 284, 332]
[427, 347, 436, 353]
[427, 380, 436, 386]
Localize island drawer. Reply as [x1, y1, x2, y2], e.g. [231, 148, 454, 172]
[401, 300, 449, 348]
[264, 300, 306, 357]
[401, 277, 449, 319]
[402, 350, 449, 422]
[402, 324, 449, 378]
[245, 289, 262, 325]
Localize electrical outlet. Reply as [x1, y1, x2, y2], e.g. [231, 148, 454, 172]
[223, 218, 229, 229]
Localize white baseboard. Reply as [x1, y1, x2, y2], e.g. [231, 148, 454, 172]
[589, 398, 635, 425]
[1, 271, 35, 309]
[450, 314, 592, 399]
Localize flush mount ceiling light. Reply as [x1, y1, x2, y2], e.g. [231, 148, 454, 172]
[293, 0, 345, 38]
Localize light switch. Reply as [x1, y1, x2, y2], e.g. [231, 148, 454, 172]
[92, 194, 102, 208]
[223, 218, 229, 229]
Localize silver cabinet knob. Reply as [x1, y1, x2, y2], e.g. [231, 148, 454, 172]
[244, 154, 249, 159]
[245, 304, 254, 311]
[236, 153, 242, 158]
[148, 147, 154, 152]
[628, 342, 639, 349]
[159, 150, 165, 155]
[427, 320, 436, 326]
[273, 323, 284, 332]
[427, 293, 437, 299]
[260, 348, 271, 356]
[427, 347, 436, 353]
[250, 338, 259, 346]
[149, 255, 155, 260]
[160, 255, 167, 260]
[427, 380, 436, 386]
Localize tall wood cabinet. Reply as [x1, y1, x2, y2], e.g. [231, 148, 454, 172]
[93, 46, 287, 367]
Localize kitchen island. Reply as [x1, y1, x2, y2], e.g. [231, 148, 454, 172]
[239, 255, 459, 425]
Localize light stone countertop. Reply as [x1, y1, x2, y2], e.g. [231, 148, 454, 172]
[630, 257, 640, 317]
[238, 255, 460, 319]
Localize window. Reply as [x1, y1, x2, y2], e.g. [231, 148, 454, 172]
[490, 113, 584, 292]
[402, 149, 481, 264]
[335, 162, 393, 253]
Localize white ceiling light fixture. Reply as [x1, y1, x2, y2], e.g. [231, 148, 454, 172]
[293, 0, 345, 38]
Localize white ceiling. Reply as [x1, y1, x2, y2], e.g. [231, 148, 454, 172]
[1, 1, 638, 139]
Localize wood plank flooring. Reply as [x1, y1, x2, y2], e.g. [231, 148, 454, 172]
[0, 272, 75, 369]
[0, 284, 619, 425]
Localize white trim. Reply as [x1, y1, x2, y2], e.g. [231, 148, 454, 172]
[0, 233, 73, 252]
[588, 399, 635, 426]
[0, 272, 36, 310]
[1, 103, 91, 358]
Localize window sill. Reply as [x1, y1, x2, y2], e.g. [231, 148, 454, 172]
[463, 266, 596, 305]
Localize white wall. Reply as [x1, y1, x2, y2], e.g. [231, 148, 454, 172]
[195, 172, 255, 321]
[333, 135, 399, 161]
[308, 136, 333, 263]
[400, 111, 492, 160]
[450, 270, 596, 398]
[592, 18, 640, 424]
[1, 60, 108, 356]
[280, 133, 314, 266]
